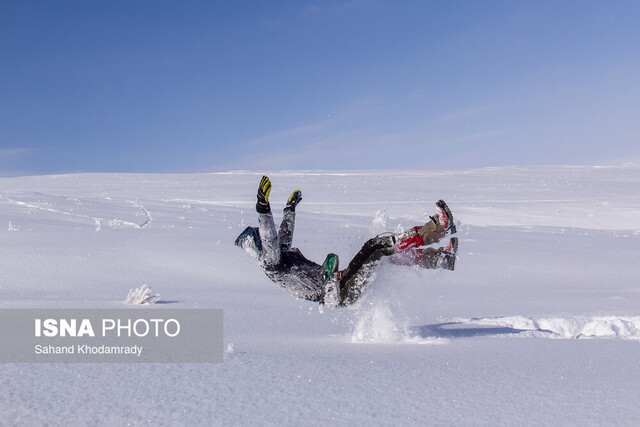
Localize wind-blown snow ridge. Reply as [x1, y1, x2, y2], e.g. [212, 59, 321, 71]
[0, 192, 151, 229]
[128, 200, 152, 228]
[452, 315, 640, 340]
[351, 309, 640, 343]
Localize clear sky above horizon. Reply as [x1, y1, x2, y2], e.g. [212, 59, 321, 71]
[2, 0, 640, 175]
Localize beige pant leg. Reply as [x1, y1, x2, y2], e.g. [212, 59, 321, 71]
[417, 214, 446, 245]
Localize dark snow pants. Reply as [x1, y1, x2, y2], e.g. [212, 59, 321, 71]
[257, 208, 296, 267]
[338, 236, 396, 305]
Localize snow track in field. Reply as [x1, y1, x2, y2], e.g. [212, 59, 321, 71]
[127, 200, 152, 228]
[349, 299, 640, 343]
[352, 312, 640, 344]
[417, 315, 640, 340]
[0, 192, 152, 230]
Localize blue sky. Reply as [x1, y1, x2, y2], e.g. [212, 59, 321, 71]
[2, 0, 640, 175]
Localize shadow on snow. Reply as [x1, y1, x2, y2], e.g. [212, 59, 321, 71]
[410, 322, 535, 339]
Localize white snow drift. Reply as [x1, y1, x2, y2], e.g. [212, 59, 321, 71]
[1, 165, 640, 425]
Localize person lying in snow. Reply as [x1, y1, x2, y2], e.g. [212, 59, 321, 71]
[235, 176, 458, 309]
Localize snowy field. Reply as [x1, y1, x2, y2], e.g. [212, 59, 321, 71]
[1, 165, 640, 425]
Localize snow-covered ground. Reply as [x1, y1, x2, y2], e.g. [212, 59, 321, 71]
[1, 165, 640, 425]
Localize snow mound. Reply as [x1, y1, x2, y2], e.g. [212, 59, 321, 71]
[457, 315, 640, 340]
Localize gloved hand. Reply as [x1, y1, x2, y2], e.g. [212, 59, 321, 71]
[256, 175, 272, 214]
[285, 190, 302, 210]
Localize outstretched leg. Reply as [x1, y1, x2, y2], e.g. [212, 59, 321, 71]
[339, 236, 396, 305]
[256, 176, 281, 266]
[278, 190, 302, 251]
[416, 216, 446, 245]
[258, 212, 281, 267]
[338, 201, 457, 305]
[420, 237, 458, 270]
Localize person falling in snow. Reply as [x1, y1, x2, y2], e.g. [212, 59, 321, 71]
[235, 176, 458, 310]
